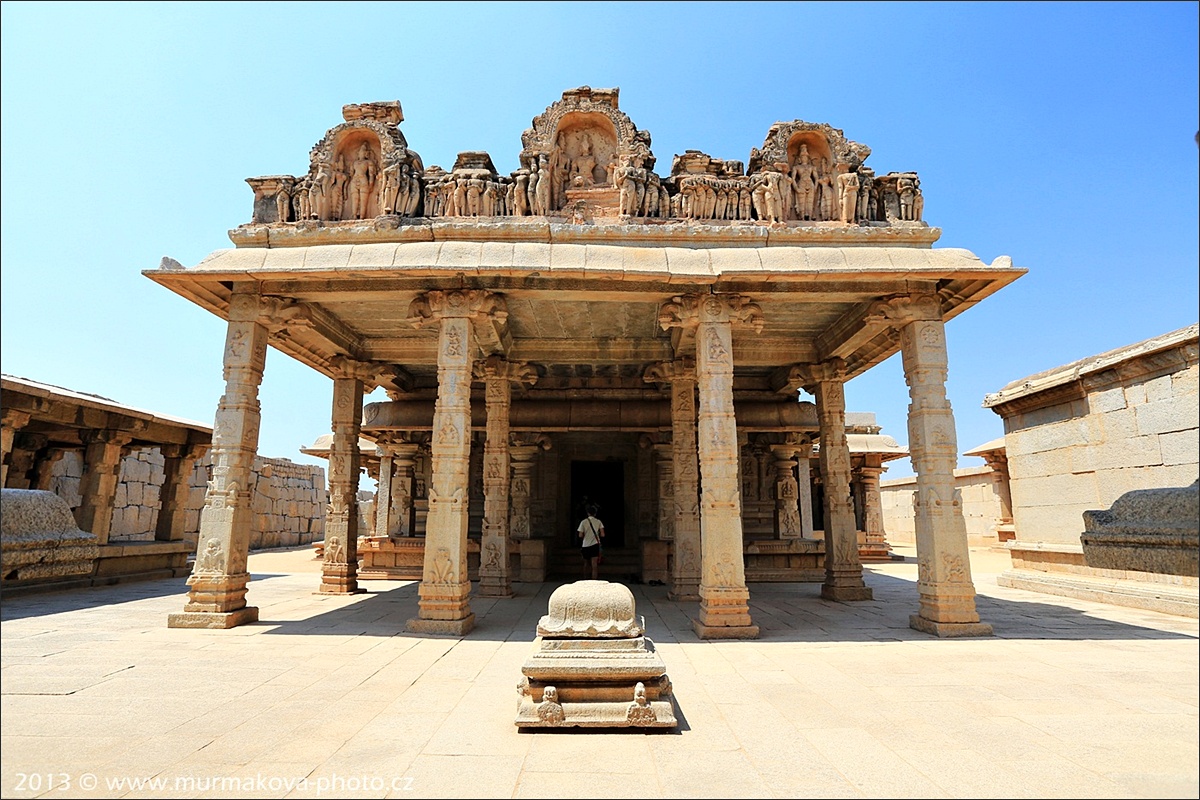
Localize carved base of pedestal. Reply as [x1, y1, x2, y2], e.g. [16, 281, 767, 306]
[406, 614, 476, 636]
[669, 588, 700, 602]
[821, 584, 874, 601]
[167, 607, 259, 629]
[315, 585, 367, 596]
[692, 620, 760, 639]
[478, 583, 513, 599]
[909, 614, 993, 638]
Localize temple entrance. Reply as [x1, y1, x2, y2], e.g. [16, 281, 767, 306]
[569, 460, 625, 549]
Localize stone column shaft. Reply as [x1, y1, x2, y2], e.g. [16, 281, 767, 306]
[390, 443, 418, 536]
[75, 430, 132, 545]
[670, 375, 701, 601]
[478, 368, 513, 598]
[796, 442, 815, 538]
[860, 464, 888, 552]
[654, 443, 674, 541]
[900, 308, 991, 636]
[156, 444, 206, 542]
[692, 299, 758, 638]
[811, 363, 872, 601]
[319, 377, 364, 594]
[32, 446, 66, 491]
[169, 285, 267, 629]
[374, 450, 396, 538]
[408, 290, 497, 635]
[771, 445, 802, 539]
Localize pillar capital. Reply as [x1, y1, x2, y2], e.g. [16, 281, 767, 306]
[407, 289, 507, 325]
[258, 295, 315, 338]
[658, 293, 763, 332]
[1, 408, 32, 430]
[472, 354, 538, 386]
[643, 357, 695, 385]
[790, 358, 846, 394]
[82, 428, 134, 448]
[864, 291, 942, 326]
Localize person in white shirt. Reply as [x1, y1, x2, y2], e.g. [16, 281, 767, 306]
[576, 505, 605, 580]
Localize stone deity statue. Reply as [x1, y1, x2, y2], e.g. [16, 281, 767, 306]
[348, 143, 378, 219]
[837, 171, 860, 224]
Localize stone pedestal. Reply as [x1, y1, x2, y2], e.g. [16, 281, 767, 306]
[515, 580, 676, 728]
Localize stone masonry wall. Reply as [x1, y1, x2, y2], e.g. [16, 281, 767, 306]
[881, 465, 1002, 546]
[49, 448, 326, 549]
[1004, 356, 1198, 546]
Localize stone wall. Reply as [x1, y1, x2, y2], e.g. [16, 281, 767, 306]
[48, 448, 325, 550]
[881, 465, 1003, 546]
[989, 328, 1198, 547]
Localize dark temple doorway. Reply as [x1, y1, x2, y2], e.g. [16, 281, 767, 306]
[570, 461, 625, 549]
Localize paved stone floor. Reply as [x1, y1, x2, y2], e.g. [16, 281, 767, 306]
[2, 544, 1197, 799]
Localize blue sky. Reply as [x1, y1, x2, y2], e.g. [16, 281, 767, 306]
[2, 1, 1197, 480]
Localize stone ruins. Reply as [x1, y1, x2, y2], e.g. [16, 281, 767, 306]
[0, 374, 326, 593]
[146, 86, 1025, 636]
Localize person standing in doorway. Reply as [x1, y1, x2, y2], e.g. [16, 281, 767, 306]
[577, 505, 605, 580]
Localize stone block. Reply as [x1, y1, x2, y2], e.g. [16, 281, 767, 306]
[1143, 373, 1176, 403]
[1136, 396, 1199, 436]
[1013, 500, 1098, 546]
[1081, 481, 1199, 576]
[1, 489, 99, 583]
[127, 481, 144, 507]
[1090, 435, 1162, 471]
[1171, 363, 1199, 395]
[1124, 382, 1147, 407]
[1087, 386, 1127, 413]
[1004, 420, 1087, 457]
[1160, 430, 1200, 467]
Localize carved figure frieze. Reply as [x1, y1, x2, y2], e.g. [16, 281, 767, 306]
[243, 90, 929, 230]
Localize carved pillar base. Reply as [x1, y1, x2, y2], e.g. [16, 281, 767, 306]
[316, 563, 365, 595]
[909, 614, 994, 638]
[477, 576, 513, 599]
[820, 582, 875, 602]
[694, 587, 759, 639]
[696, 582, 758, 638]
[407, 579, 476, 635]
[168, 573, 259, 629]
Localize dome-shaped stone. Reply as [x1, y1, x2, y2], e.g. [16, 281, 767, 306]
[536, 580, 644, 638]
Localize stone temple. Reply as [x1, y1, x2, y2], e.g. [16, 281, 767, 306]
[145, 87, 1024, 638]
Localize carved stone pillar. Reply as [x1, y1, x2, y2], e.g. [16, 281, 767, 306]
[509, 444, 535, 542]
[646, 359, 701, 601]
[406, 289, 505, 635]
[660, 294, 762, 638]
[475, 356, 536, 599]
[319, 374, 365, 595]
[1, 409, 31, 487]
[374, 445, 396, 538]
[76, 429, 133, 545]
[794, 438, 815, 538]
[983, 452, 1014, 529]
[169, 285, 267, 629]
[858, 463, 891, 558]
[887, 293, 991, 636]
[375, 438, 418, 537]
[156, 443, 208, 541]
[771, 445, 802, 539]
[654, 442, 674, 541]
[32, 447, 67, 491]
[7, 432, 48, 490]
[802, 360, 872, 601]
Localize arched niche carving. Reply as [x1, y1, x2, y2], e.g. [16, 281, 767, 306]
[519, 87, 656, 213]
[303, 119, 424, 222]
[748, 120, 869, 175]
[554, 113, 619, 188]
